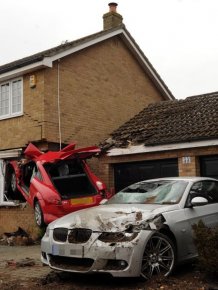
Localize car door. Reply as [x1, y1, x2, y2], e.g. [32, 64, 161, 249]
[183, 180, 218, 256]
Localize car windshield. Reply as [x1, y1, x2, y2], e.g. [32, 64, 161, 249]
[107, 180, 188, 205]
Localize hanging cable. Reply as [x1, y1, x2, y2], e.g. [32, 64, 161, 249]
[57, 59, 62, 150]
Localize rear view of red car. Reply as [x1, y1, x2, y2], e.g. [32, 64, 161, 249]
[6, 143, 110, 227]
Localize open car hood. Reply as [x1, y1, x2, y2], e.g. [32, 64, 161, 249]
[24, 143, 100, 162]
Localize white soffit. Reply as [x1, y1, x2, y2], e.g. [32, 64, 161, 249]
[107, 139, 218, 156]
[0, 58, 52, 82]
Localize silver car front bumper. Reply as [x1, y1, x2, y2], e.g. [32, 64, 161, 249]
[41, 230, 153, 277]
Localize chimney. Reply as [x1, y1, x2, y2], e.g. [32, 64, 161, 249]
[103, 2, 123, 30]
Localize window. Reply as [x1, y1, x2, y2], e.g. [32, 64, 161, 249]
[0, 78, 23, 119]
[186, 180, 218, 206]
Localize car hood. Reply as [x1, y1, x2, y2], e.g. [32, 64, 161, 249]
[50, 203, 180, 232]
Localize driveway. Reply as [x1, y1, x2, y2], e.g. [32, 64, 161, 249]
[0, 244, 50, 289]
[0, 244, 214, 290]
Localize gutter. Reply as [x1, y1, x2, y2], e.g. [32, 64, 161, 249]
[0, 58, 52, 82]
[107, 139, 218, 156]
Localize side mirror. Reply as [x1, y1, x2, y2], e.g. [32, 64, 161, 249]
[191, 196, 208, 207]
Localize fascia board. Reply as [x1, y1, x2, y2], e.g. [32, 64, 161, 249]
[0, 28, 173, 100]
[0, 27, 173, 102]
[49, 29, 124, 62]
[0, 58, 53, 82]
[107, 139, 218, 156]
[49, 29, 173, 100]
[0, 30, 124, 81]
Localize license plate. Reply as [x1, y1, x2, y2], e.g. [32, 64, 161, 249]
[71, 196, 94, 205]
[52, 244, 59, 255]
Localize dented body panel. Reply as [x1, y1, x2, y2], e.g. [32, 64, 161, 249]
[41, 177, 218, 277]
[8, 143, 109, 225]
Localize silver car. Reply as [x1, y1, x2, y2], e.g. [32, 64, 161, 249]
[41, 177, 218, 279]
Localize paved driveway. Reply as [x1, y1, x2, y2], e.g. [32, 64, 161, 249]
[0, 244, 213, 290]
[0, 244, 50, 287]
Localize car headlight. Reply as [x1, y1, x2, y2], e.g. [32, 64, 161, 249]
[126, 214, 166, 232]
[128, 221, 151, 232]
[98, 231, 138, 243]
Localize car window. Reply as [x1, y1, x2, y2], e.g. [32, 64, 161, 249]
[32, 165, 42, 181]
[187, 180, 218, 205]
[107, 180, 188, 205]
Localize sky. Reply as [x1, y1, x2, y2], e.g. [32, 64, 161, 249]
[1, 0, 218, 99]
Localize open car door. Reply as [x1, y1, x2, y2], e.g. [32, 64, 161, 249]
[24, 143, 100, 163]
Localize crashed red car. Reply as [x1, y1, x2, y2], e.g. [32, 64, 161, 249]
[6, 143, 109, 227]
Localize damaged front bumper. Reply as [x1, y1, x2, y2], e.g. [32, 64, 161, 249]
[41, 229, 153, 277]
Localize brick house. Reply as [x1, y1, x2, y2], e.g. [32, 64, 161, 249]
[99, 93, 218, 191]
[0, 3, 173, 235]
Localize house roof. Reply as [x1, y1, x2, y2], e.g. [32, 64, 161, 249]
[0, 24, 174, 100]
[102, 92, 218, 151]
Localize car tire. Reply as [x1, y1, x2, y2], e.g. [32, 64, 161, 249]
[140, 233, 176, 280]
[34, 201, 45, 228]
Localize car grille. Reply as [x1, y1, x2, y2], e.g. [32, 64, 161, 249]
[68, 228, 92, 244]
[53, 228, 68, 242]
[49, 255, 94, 271]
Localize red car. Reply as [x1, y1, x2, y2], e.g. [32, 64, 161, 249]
[6, 143, 109, 227]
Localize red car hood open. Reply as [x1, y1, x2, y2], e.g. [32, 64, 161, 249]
[24, 143, 100, 162]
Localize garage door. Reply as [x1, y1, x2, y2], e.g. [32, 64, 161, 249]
[200, 155, 218, 179]
[114, 158, 178, 192]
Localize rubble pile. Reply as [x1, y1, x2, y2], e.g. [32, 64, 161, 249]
[0, 227, 34, 246]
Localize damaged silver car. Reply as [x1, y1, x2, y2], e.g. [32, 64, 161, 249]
[41, 177, 218, 279]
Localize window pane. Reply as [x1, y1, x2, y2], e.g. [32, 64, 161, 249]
[0, 83, 9, 116]
[12, 80, 22, 114]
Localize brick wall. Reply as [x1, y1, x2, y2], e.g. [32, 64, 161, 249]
[0, 37, 165, 151]
[43, 36, 165, 148]
[0, 204, 41, 239]
[0, 70, 45, 150]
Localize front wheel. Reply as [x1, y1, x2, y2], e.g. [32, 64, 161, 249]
[34, 201, 45, 228]
[141, 233, 176, 280]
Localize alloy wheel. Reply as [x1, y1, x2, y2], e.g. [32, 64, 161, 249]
[34, 202, 43, 227]
[141, 233, 175, 280]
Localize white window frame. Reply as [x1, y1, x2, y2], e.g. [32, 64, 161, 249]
[0, 77, 23, 120]
[0, 149, 22, 206]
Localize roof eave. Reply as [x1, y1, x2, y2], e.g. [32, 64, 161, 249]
[0, 27, 174, 100]
[107, 139, 218, 156]
[0, 58, 52, 82]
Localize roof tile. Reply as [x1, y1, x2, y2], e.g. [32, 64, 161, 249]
[102, 92, 218, 149]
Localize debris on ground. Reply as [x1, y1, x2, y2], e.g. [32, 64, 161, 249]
[6, 258, 35, 268]
[0, 227, 33, 246]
